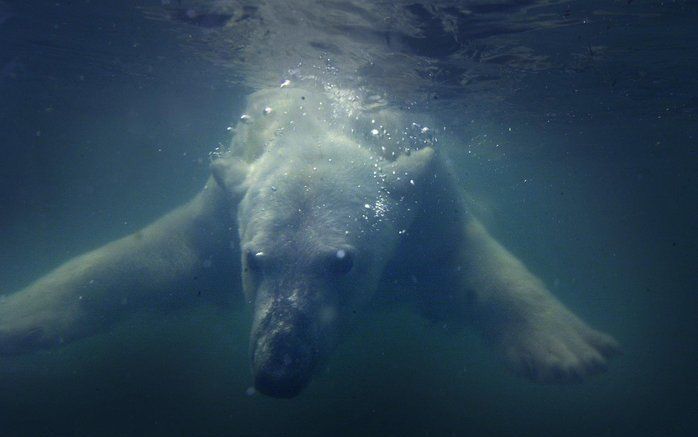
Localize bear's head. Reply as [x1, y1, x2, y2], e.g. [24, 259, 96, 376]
[211, 102, 434, 398]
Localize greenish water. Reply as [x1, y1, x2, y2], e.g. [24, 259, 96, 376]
[1, 1, 696, 435]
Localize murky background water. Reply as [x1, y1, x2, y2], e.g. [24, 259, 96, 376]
[0, 0, 696, 435]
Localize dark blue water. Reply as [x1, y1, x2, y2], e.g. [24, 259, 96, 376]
[0, 1, 696, 436]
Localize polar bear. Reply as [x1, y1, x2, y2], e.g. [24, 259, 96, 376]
[0, 87, 620, 398]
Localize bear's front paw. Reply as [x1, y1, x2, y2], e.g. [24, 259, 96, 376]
[0, 325, 55, 356]
[0, 295, 76, 356]
[496, 309, 621, 383]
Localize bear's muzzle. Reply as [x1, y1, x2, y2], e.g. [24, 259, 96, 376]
[250, 302, 330, 398]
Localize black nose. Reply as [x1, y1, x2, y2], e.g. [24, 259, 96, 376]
[252, 333, 314, 398]
[254, 366, 307, 398]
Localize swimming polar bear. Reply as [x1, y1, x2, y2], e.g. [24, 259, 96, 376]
[0, 87, 620, 398]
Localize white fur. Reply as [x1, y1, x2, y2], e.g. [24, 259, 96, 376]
[0, 87, 619, 387]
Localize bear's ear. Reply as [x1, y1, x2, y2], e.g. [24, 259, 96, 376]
[383, 147, 435, 196]
[210, 155, 250, 200]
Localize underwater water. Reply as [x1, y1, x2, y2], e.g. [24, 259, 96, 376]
[0, 0, 696, 436]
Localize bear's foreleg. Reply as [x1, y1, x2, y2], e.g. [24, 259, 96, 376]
[0, 179, 231, 356]
[460, 218, 621, 382]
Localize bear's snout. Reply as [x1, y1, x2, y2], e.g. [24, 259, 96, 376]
[252, 330, 316, 398]
[249, 281, 339, 397]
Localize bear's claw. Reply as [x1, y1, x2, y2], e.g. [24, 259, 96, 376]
[499, 310, 621, 384]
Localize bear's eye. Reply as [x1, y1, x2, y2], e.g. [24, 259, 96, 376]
[329, 249, 353, 276]
[245, 249, 264, 273]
